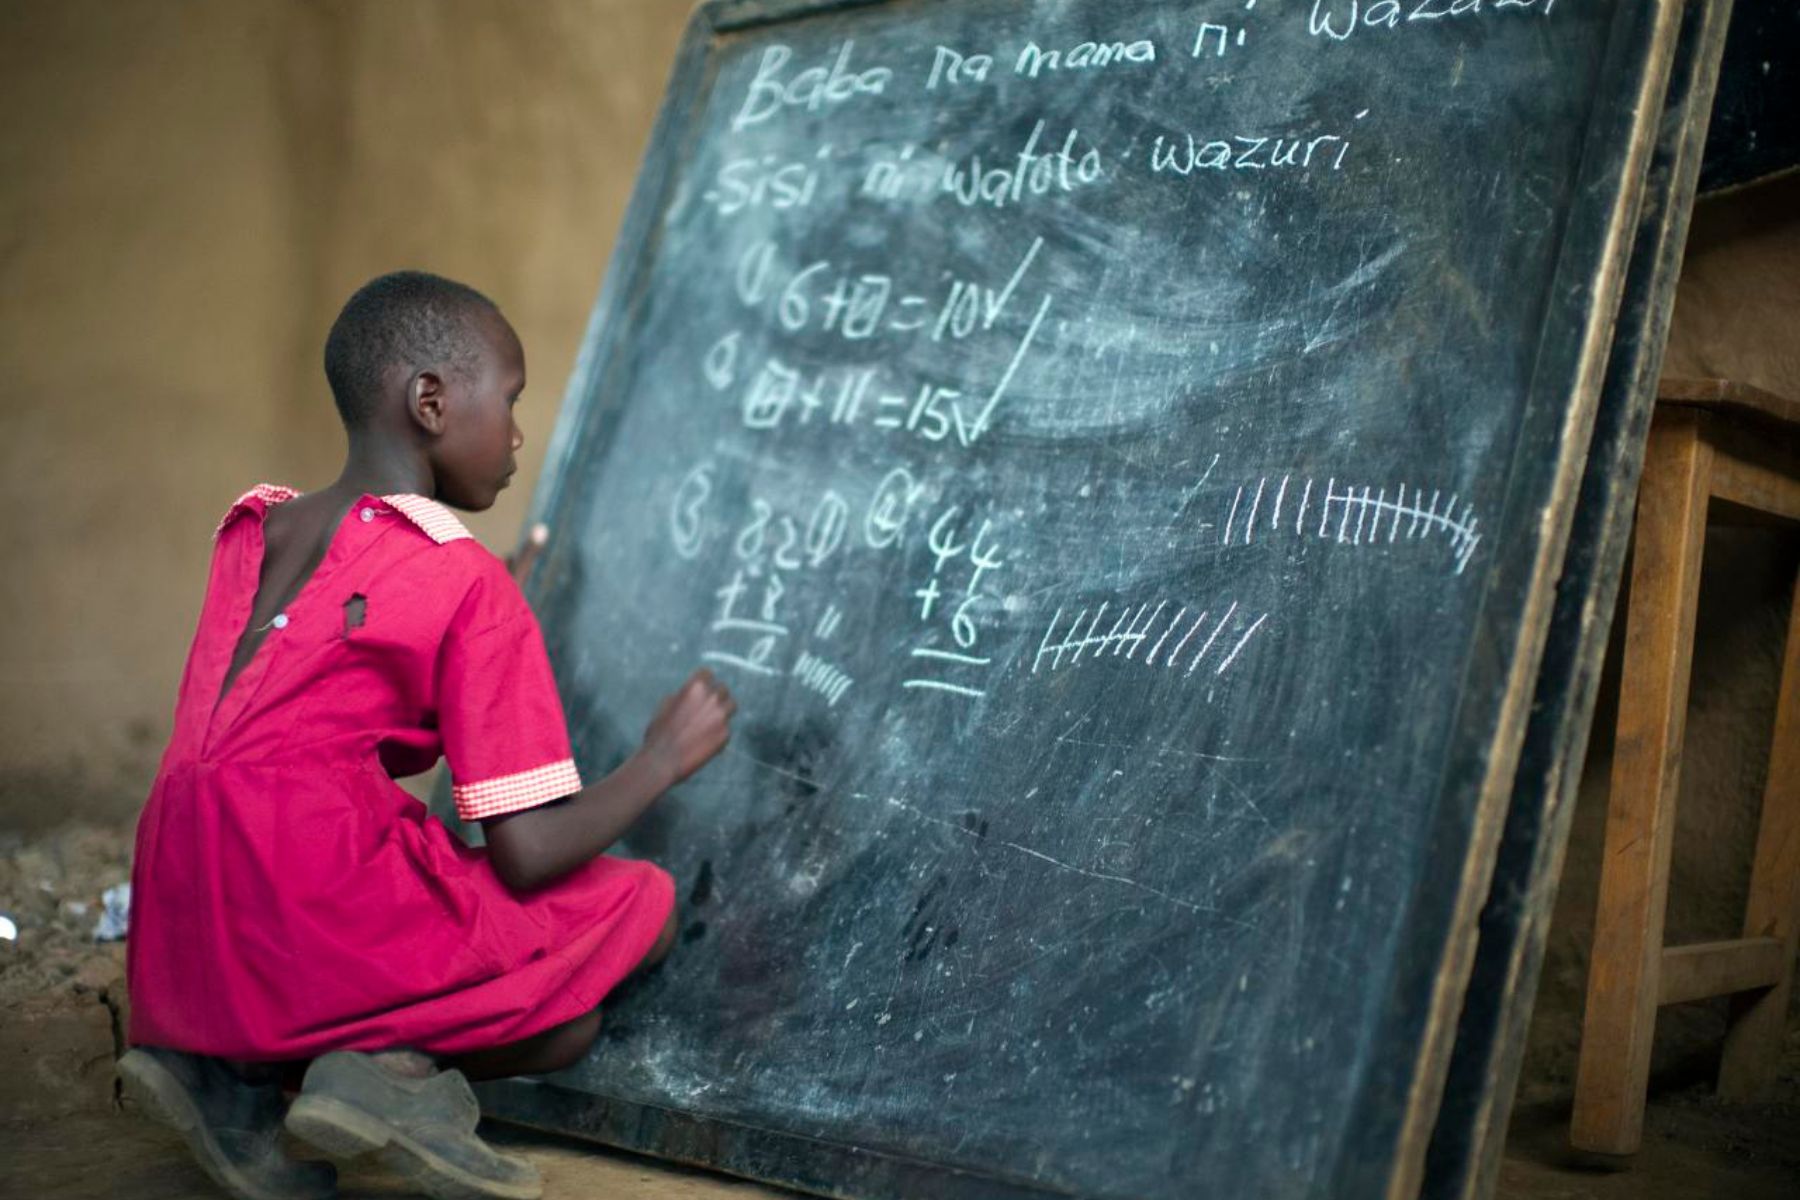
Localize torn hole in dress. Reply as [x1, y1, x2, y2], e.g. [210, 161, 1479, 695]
[343, 593, 367, 635]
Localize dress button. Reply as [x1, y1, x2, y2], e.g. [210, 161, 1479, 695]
[360, 507, 375, 522]
[271, 613, 289, 629]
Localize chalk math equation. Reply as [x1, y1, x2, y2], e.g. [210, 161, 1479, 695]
[652, 0, 1520, 735]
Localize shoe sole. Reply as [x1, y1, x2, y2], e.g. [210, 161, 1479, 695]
[117, 1050, 329, 1200]
[285, 1094, 541, 1200]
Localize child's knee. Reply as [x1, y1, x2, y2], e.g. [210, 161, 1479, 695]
[538, 1009, 602, 1073]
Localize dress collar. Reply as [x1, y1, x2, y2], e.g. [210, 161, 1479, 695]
[214, 485, 473, 545]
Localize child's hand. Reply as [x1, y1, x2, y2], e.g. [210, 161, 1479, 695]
[507, 523, 550, 586]
[642, 668, 736, 789]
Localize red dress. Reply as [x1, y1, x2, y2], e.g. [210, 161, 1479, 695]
[127, 485, 674, 1059]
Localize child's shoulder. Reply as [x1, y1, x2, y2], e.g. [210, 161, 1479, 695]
[362, 495, 535, 637]
[215, 484, 518, 607]
[214, 483, 302, 535]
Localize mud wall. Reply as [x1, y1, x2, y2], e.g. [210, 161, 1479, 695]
[0, 1, 1793, 1084]
[0, 0, 692, 827]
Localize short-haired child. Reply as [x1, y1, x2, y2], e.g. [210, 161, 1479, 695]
[118, 271, 735, 1200]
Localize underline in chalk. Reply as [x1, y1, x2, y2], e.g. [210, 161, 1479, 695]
[901, 679, 986, 698]
[710, 618, 788, 636]
[701, 651, 779, 676]
[908, 648, 992, 665]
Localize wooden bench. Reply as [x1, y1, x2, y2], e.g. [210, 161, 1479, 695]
[1571, 376, 1800, 1156]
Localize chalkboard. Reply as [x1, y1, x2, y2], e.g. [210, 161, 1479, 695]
[462, 2, 1690, 1198]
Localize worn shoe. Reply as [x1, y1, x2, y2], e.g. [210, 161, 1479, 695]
[117, 1046, 337, 1200]
[285, 1051, 541, 1200]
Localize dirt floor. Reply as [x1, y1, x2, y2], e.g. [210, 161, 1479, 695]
[1497, 1076, 1800, 1200]
[0, 1111, 805, 1200]
[4, 821, 1796, 1199]
[2, 1088, 1796, 1199]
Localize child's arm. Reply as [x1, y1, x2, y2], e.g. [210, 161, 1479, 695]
[481, 668, 735, 892]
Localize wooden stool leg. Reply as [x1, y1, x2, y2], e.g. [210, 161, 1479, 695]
[1718, 565, 1800, 1101]
[1572, 411, 1712, 1155]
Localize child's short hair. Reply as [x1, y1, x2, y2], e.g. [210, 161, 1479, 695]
[324, 270, 499, 428]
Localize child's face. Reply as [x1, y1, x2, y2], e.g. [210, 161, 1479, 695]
[432, 310, 526, 512]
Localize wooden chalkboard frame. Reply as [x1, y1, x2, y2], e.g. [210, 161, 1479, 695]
[474, 3, 1699, 1197]
[1338, 2, 1687, 1193]
[1421, 1, 1735, 1195]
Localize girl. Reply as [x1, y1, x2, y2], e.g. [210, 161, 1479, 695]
[117, 271, 735, 1200]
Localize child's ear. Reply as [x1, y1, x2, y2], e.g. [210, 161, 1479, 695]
[409, 369, 449, 435]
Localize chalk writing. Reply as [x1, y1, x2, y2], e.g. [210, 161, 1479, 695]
[1307, 0, 1557, 43]
[669, 461, 714, 560]
[1192, 22, 1249, 59]
[731, 41, 892, 131]
[1195, 0, 1261, 61]
[859, 144, 939, 202]
[703, 331, 741, 391]
[1148, 112, 1368, 176]
[702, 149, 829, 217]
[732, 236, 1044, 344]
[903, 504, 1006, 700]
[865, 466, 927, 550]
[915, 505, 1004, 648]
[926, 45, 993, 90]
[740, 359, 871, 431]
[731, 492, 849, 572]
[1217, 473, 1482, 574]
[669, 466, 861, 671]
[941, 121, 1106, 209]
[734, 300, 1053, 445]
[1014, 37, 1157, 79]
[1032, 597, 1270, 681]
[657, 0, 1517, 787]
[793, 650, 854, 706]
[702, 567, 788, 677]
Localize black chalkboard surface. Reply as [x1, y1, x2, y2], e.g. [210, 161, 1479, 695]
[463, 2, 1691, 1197]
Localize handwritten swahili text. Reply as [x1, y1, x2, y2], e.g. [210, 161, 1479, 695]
[1307, 0, 1558, 42]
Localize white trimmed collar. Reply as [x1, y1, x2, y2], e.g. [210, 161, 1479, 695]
[379, 493, 474, 544]
[215, 485, 473, 545]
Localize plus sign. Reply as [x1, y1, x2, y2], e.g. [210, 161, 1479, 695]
[797, 376, 825, 422]
[820, 273, 853, 333]
[714, 570, 747, 622]
[914, 575, 942, 622]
